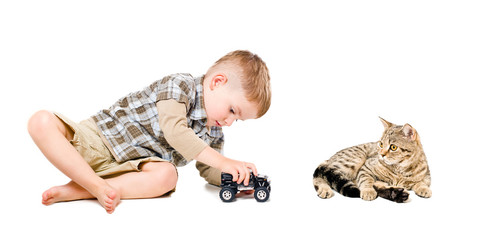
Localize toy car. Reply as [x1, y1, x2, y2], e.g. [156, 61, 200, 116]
[219, 172, 271, 202]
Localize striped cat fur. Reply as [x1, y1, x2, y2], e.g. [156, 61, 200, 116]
[313, 117, 431, 202]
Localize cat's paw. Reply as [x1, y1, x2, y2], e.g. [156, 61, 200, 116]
[377, 187, 409, 203]
[414, 186, 432, 198]
[360, 188, 377, 201]
[316, 184, 334, 199]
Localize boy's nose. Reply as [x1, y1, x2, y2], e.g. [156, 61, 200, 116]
[224, 116, 236, 126]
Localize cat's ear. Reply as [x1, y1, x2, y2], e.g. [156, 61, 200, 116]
[379, 117, 393, 129]
[402, 123, 418, 141]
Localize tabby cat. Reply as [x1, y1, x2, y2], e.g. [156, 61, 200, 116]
[313, 118, 431, 202]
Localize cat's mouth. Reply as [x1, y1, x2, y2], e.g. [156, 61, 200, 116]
[380, 155, 396, 165]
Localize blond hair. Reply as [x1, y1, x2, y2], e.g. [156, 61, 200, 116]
[207, 50, 271, 118]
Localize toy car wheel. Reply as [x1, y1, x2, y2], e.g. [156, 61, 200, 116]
[254, 187, 270, 202]
[220, 188, 236, 202]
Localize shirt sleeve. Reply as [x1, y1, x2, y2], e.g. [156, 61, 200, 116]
[155, 74, 196, 111]
[156, 99, 208, 160]
[195, 127, 224, 186]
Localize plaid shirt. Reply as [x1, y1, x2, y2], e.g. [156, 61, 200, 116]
[91, 73, 224, 167]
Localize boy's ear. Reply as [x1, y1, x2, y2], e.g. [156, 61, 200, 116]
[210, 74, 228, 90]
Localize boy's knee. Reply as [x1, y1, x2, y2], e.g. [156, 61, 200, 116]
[28, 110, 72, 140]
[28, 110, 55, 137]
[157, 163, 178, 195]
[146, 162, 178, 194]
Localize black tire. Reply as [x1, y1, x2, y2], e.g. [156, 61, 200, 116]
[220, 188, 236, 202]
[254, 187, 270, 202]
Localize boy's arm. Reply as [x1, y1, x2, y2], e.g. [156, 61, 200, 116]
[156, 99, 208, 160]
[157, 100, 257, 185]
[194, 146, 257, 185]
[195, 131, 224, 186]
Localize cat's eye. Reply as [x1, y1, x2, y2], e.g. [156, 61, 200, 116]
[378, 142, 383, 148]
[390, 144, 398, 151]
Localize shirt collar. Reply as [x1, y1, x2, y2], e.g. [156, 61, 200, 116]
[188, 75, 223, 137]
[189, 75, 207, 121]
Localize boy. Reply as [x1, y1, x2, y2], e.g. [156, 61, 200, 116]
[28, 50, 271, 213]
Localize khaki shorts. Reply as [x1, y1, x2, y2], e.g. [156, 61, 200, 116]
[54, 113, 176, 178]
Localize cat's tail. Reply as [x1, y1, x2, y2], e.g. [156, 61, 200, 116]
[313, 164, 360, 198]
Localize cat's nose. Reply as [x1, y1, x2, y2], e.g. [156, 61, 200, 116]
[380, 150, 388, 157]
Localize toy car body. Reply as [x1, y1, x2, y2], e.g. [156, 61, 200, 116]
[219, 172, 271, 202]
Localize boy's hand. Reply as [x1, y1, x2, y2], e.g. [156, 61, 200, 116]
[195, 146, 258, 186]
[221, 158, 257, 186]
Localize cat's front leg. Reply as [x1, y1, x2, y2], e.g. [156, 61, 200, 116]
[412, 182, 432, 198]
[360, 188, 377, 201]
[357, 170, 377, 201]
[373, 181, 409, 203]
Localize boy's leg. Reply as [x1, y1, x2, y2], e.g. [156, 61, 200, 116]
[28, 110, 120, 213]
[43, 161, 178, 203]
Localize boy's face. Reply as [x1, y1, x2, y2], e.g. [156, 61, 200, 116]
[204, 74, 258, 127]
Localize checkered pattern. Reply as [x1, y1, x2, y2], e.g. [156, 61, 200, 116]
[91, 73, 224, 167]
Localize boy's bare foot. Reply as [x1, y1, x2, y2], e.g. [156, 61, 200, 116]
[42, 181, 121, 214]
[99, 187, 120, 214]
[42, 181, 88, 205]
[42, 186, 62, 206]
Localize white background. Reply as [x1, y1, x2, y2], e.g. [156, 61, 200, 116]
[1, 0, 490, 239]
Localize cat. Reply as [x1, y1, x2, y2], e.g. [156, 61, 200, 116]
[313, 117, 431, 203]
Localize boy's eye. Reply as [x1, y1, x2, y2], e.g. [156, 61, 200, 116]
[230, 108, 235, 114]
